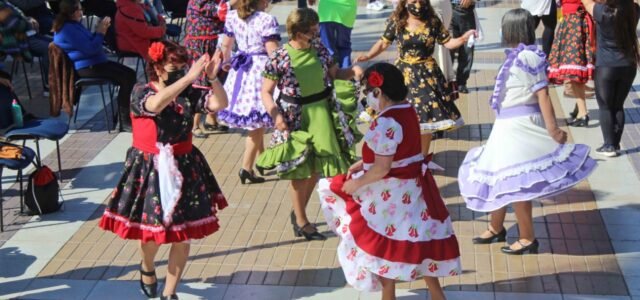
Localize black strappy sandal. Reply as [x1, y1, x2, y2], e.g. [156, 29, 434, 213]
[139, 262, 158, 298]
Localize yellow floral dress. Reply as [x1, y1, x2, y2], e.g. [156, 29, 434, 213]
[381, 17, 464, 133]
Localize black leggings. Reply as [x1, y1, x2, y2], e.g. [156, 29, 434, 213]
[533, 0, 557, 57]
[594, 66, 637, 148]
[77, 61, 136, 122]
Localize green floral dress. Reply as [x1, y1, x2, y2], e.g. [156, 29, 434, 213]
[381, 17, 463, 133]
[256, 41, 361, 180]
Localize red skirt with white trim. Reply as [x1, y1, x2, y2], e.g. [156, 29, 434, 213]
[548, 11, 594, 84]
[318, 173, 461, 292]
[99, 146, 227, 244]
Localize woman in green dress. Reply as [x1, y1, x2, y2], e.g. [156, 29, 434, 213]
[257, 8, 363, 241]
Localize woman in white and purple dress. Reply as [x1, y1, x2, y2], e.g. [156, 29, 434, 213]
[458, 9, 596, 255]
[218, 0, 280, 184]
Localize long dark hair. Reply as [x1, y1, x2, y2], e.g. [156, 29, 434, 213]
[52, 0, 79, 33]
[605, 0, 640, 65]
[390, 0, 435, 34]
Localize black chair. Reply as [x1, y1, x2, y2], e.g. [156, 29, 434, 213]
[0, 142, 37, 232]
[116, 51, 147, 82]
[4, 118, 69, 180]
[73, 77, 118, 133]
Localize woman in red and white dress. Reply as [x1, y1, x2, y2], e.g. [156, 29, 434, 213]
[318, 63, 460, 300]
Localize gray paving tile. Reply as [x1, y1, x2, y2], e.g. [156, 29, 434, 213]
[291, 286, 358, 299]
[17, 278, 97, 300]
[495, 292, 561, 300]
[223, 284, 293, 300]
[84, 280, 146, 300]
[563, 295, 631, 300]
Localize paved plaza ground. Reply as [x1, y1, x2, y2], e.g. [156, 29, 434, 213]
[2, 1, 640, 299]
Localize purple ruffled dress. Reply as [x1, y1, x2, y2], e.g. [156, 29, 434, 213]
[458, 44, 596, 212]
[219, 11, 281, 130]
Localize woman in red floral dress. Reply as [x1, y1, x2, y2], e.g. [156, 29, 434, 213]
[548, 0, 595, 127]
[99, 41, 228, 300]
[318, 63, 460, 300]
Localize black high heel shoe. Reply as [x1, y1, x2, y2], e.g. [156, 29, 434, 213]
[256, 165, 265, 176]
[293, 223, 327, 241]
[160, 294, 179, 300]
[472, 228, 507, 244]
[501, 239, 539, 255]
[238, 169, 265, 184]
[139, 262, 158, 298]
[568, 115, 589, 127]
[569, 104, 579, 119]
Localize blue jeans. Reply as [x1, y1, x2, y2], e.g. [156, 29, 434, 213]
[320, 22, 353, 68]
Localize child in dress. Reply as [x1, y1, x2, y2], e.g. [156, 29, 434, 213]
[318, 63, 461, 300]
[217, 0, 280, 184]
[356, 0, 475, 156]
[458, 9, 596, 255]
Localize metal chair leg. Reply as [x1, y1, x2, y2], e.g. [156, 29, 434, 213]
[18, 169, 24, 214]
[56, 140, 62, 181]
[34, 139, 42, 167]
[0, 188, 3, 232]
[74, 87, 82, 124]
[20, 60, 32, 99]
[99, 85, 111, 133]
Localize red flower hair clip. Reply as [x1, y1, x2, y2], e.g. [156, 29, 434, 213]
[368, 71, 384, 88]
[148, 42, 165, 62]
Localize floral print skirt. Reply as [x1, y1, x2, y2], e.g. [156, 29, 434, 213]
[548, 12, 594, 84]
[397, 58, 464, 133]
[317, 173, 461, 292]
[99, 146, 228, 244]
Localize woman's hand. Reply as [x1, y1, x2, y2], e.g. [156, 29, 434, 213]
[274, 113, 288, 131]
[462, 29, 476, 41]
[352, 65, 364, 81]
[96, 17, 111, 35]
[548, 127, 568, 144]
[342, 179, 361, 194]
[354, 54, 370, 64]
[187, 54, 210, 82]
[205, 51, 222, 80]
[347, 160, 364, 177]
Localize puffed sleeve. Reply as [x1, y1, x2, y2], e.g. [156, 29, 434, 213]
[363, 117, 404, 156]
[130, 84, 157, 117]
[381, 19, 397, 45]
[513, 49, 549, 93]
[261, 14, 281, 43]
[313, 40, 336, 69]
[433, 16, 451, 45]
[262, 48, 284, 81]
[223, 12, 235, 37]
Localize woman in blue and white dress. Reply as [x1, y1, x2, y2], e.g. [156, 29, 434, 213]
[458, 9, 596, 255]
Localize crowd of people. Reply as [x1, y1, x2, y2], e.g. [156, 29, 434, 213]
[1, 0, 639, 299]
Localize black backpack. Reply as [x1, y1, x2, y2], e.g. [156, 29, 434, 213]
[24, 165, 63, 215]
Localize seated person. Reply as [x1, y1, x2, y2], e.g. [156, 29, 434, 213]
[115, 0, 166, 60]
[53, 0, 136, 131]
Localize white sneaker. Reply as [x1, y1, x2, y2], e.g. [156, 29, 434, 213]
[366, 1, 386, 11]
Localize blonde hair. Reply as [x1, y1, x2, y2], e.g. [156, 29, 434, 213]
[286, 8, 319, 38]
[237, 0, 260, 20]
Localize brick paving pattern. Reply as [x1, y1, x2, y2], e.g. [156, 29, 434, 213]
[34, 68, 628, 296]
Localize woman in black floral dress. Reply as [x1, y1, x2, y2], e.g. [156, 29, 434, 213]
[356, 0, 475, 156]
[99, 40, 228, 300]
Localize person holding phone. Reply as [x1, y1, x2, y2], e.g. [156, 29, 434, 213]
[52, 0, 136, 131]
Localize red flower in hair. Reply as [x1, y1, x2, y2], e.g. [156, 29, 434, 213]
[148, 42, 165, 62]
[368, 71, 384, 88]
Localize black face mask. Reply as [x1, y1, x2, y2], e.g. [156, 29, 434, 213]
[163, 69, 191, 97]
[164, 69, 186, 86]
[406, 2, 428, 17]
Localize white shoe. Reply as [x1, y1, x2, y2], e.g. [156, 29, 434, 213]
[366, 1, 386, 11]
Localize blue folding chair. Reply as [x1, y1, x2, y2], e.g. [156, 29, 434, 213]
[0, 142, 36, 232]
[4, 118, 69, 180]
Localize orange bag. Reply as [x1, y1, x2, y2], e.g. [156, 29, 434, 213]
[0, 143, 22, 159]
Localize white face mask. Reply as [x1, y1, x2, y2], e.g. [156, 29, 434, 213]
[366, 91, 380, 112]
